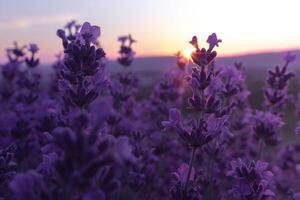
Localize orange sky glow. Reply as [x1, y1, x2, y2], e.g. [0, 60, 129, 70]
[0, 0, 299, 63]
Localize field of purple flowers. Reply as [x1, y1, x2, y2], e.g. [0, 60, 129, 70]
[0, 21, 300, 200]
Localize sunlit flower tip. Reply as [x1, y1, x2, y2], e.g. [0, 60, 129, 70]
[207, 33, 222, 48]
[189, 36, 198, 48]
[80, 22, 101, 44]
[283, 51, 296, 64]
[28, 43, 39, 54]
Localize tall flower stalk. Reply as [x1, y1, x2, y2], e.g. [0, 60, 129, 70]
[57, 22, 108, 113]
[163, 33, 228, 199]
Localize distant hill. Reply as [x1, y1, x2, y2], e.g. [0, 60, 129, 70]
[107, 50, 300, 73]
[216, 50, 300, 68]
[105, 50, 300, 86]
[5, 50, 299, 88]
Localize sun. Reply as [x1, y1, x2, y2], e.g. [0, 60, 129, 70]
[181, 48, 194, 60]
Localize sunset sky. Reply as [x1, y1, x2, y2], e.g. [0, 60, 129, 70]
[0, 0, 299, 62]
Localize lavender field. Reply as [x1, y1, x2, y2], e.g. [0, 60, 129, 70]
[1, 1, 300, 199]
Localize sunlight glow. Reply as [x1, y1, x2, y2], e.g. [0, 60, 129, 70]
[182, 48, 194, 60]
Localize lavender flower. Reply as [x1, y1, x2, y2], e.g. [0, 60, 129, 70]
[189, 33, 221, 67]
[6, 42, 26, 62]
[51, 127, 118, 199]
[264, 53, 295, 112]
[117, 34, 136, 67]
[78, 22, 101, 44]
[163, 34, 230, 199]
[227, 159, 275, 200]
[253, 110, 284, 146]
[206, 33, 222, 50]
[25, 43, 39, 68]
[161, 108, 182, 130]
[283, 51, 296, 64]
[170, 163, 201, 200]
[57, 21, 108, 111]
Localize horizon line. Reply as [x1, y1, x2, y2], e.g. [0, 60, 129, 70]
[0, 47, 299, 64]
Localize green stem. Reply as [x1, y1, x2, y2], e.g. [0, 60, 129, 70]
[184, 147, 197, 194]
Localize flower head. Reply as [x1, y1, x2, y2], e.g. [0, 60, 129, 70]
[6, 42, 26, 61]
[173, 116, 224, 148]
[283, 51, 296, 64]
[227, 159, 275, 200]
[25, 43, 40, 68]
[170, 163, 201, 200]
[189, 34, 220, 67]
[253, 111, 284, 145]
[28, 43, 39, 54]
[79, 22, 101, 44]
[117, 34, 136, 67]
[207, 33, 222, 50]
[118, 35, 128, 44]
[189, 36, 199, 49]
